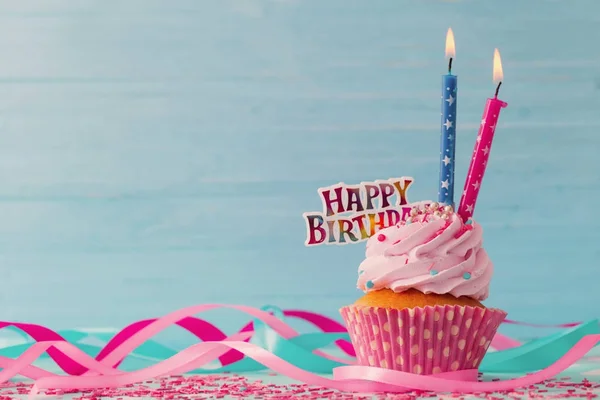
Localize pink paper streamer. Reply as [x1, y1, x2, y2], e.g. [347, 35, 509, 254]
[2, 307, 587, 376]
[0, 304, 594, 395]
[503, 319, 581, 328]
[16, 333, 600, 395]
[0, 305, 293, 375]
[95, 316, 251, 368]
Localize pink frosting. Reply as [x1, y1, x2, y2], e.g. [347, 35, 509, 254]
[356, 204, 493, 300]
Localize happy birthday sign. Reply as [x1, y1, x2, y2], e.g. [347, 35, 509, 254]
[303, 177, 419, 246]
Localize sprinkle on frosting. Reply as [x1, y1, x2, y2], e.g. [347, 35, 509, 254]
[356, 201, 493, 300]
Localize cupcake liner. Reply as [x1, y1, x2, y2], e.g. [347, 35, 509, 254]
[340, 304, 507, 375]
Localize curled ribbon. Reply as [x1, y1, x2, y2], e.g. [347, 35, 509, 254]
[0, 304, 596, 395]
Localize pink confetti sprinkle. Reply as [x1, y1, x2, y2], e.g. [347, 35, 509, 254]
[0, 373, 597, 399]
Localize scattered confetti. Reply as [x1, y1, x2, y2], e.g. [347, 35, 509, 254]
[0, 374, 598, 399]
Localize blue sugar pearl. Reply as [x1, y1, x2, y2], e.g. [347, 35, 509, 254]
[430, 270, 438, 276]
[366, 280, 375, 289]
[465, 219, 473, 225]
[463, 272, 471, 280]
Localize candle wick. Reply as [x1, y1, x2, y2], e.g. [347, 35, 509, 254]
[494, 81, 502, 98]
[448, 58, 453, 74]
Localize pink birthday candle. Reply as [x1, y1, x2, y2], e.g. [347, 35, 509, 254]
[458, 49, 508, 221]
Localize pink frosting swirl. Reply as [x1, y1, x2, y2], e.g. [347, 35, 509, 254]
[356, 204, 493, 300]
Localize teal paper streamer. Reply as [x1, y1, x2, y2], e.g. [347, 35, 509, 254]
[0, 329, 349, 374]
[90, 331, 179, 361]
[54, 330, 89, 343]
[289, 332, 350, 351]
[480, 320, 600, 373]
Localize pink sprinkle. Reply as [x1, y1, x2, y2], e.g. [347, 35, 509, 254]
[377, 234, 386, 242]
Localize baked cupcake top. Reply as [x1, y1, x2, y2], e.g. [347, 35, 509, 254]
[356, 202, 493, 301]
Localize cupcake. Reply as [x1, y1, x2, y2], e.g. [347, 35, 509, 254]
[339, 202, 506, 375]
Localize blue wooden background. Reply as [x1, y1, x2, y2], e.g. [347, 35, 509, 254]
[0, 0, 598, 338]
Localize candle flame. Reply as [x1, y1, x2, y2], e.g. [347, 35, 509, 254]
[445, 28, 456, 58]
[493, 48, 503, 83]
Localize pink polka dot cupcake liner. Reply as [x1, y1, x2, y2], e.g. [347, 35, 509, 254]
[339, 304, 507, 375]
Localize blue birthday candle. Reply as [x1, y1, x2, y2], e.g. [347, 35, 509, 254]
[438, 28, 457, 206]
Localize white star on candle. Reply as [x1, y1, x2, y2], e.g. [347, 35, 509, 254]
[445, 94, 455, 106]
[441, 179, 450, 189]
[443, 119, 453, 130]
[466, 204, 474, 213]
[482, 146, 490, 155]
[442, 155, 451, 166]
[472, 181, 480, 190]
[476, 135, 482, 142]
[481, 119, 486, 126]
[489, 124, 496, 130]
